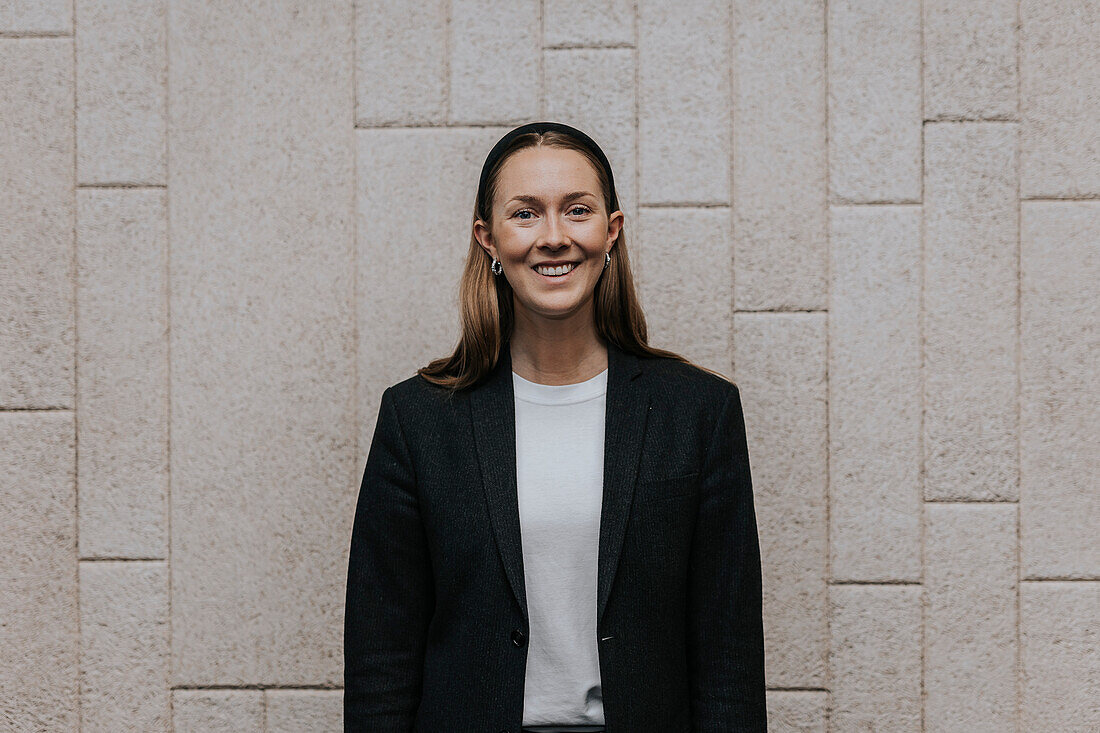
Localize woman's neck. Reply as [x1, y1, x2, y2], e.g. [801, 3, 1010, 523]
[508, 331, 608, 386]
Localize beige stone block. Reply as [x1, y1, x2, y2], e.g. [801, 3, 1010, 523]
[544, 47, 637, 224]
[1021, 0, 1100, 197]
[765, 690, 826, 733]
[734, 313, 827, 687]
[354, 0, 446, 125]
[635, 207, 731, 373]
[75, 0, 167, 184]
[79, 561, 169, 732]
[732, 0, 827, 310]
[76, 189, 168, 559]
[448, 0, 539, 125]
[924, 504, 1016, 732]
[0, 0, 70, 33]
[829, 205, 921, 581]
[829, 585, 922, 731]
[357, 126, 502, 465]
[924, 122, 1018, 501]
[0, 412, 77, 731]
[1020, 582, 1100, 731]
[638, 0, 729, 205]
[1020, 202, 1100, 578]
[168, 0, 356, 685]
[172, 690, 263, 733]
[544, 0, 633, 47]
[265, 689, 342, 732]
[923, 0, 1017, 120]
[828, 0, 921, 203]
[0, 38, 74, 408]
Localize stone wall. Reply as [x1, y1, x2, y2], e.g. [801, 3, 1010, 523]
[1, 0, 1096, 730]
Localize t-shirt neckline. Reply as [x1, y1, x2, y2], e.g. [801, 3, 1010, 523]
[512, 367, 608, 405]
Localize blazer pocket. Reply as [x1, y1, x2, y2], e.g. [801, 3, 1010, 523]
[633, 472, 701, 505]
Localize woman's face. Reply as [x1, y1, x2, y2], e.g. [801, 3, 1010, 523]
[475, 146, 623, 325]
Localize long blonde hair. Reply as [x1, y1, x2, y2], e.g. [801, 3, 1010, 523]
[417, 129, 729, 392]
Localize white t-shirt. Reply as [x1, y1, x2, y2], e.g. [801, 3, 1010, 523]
[513, 366, 609, 732]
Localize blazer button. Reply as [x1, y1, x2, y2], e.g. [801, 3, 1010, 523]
[511, 628, 527, 647]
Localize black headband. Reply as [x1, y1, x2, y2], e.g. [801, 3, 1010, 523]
[476, 121, 618, 218]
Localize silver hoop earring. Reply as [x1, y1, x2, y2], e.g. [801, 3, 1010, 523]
[603, 251, 611, 270]
[491, 257, 503, 276]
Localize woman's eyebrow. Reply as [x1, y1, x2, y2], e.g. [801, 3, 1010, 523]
[506, 191, 597, 205]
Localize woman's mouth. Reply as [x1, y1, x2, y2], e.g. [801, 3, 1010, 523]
[532, 262, 578, 280]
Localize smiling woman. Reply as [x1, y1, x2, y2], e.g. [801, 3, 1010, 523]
[477, 139, 624, 376]
[344, 122, 767, 733]
[413, 122, 721, 390]
[477, 141, 624, 377]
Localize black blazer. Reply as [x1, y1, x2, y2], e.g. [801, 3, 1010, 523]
[345, 339, 767, 732]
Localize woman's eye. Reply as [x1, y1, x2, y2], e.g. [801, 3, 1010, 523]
[514, 209, 534, 220]
[570, 206, 591, 215]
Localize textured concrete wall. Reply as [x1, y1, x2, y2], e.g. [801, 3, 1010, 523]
[1, 1, 1096, 731]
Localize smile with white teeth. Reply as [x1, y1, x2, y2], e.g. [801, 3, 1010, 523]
[534, 262, 577, 277]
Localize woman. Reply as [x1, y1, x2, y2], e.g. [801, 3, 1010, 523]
[345, 121, 766, 732]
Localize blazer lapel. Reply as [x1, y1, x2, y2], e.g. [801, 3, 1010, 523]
[469, 344, 526, 619]
[468, 338, 650, 627]
[596, 340, 649, 627]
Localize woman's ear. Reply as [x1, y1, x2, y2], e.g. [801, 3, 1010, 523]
[473, 219, 496, 260]
[607, 210, 624, 247]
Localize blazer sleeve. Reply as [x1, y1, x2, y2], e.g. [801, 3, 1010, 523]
[344, 385, 434, 732]
[687, 383, 768, 731]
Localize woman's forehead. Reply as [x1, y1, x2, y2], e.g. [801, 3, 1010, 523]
[495, 147, 602, 194]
